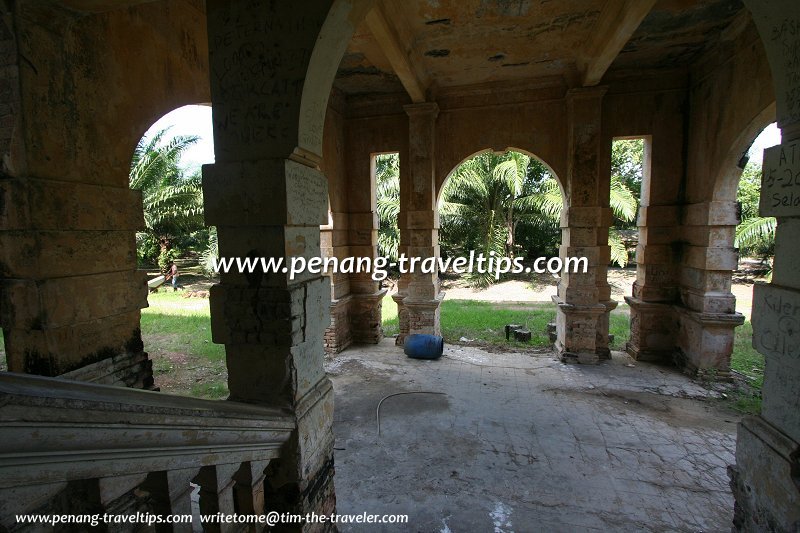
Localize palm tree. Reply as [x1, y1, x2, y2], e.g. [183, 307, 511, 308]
[440, 151, 561, 286]
[375, 153, 401, 260]
[373, 150, 639, 287]
[735, 216, 776, 251]
[735, 161, 776, 271]
[129, 129, 205, 270]
[518, 174, 637, 267]
[440, 151, 639, 286]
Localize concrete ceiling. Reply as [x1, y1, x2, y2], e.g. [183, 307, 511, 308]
[335, 0, 746, 99]
[614, 0, 744, 70]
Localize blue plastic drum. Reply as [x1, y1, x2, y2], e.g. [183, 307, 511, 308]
[404, 334, 444, 359]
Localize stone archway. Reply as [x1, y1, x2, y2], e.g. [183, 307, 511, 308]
[0, 0, 210, 385]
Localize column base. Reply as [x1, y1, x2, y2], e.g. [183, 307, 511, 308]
[624, 296, 678, 364]
[552, 296, 607, 364]
[674, 305, 744, 380]
[730, 416, 800, 532]
[391, 292, 408, 346]
[324, 296, 352, 355]
[404, 293, 445, 338]
[351, 289, 387, 344]
[595, 299, 618, 360]
[264, 378, 336, 531]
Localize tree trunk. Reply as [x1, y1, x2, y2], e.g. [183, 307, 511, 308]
[159, 235, 172, 274]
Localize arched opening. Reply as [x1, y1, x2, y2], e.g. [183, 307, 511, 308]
[434, 148, 566, 347]
[128, 104, 223, 398]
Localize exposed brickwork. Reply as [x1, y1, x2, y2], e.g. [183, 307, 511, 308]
[324, 297, 353, 354]
[351, 291, 386, 344]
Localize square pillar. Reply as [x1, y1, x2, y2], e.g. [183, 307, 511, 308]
[346, 210, 386, 345]
[397, 102, 443, 343]
[729, 117, 800, 530]
[626, 204, 682, 362]
[674, 200, 744, 378]
[204, 0, 338, 525]
[554, 86, 616, 364]
[322, 213, 354, 354]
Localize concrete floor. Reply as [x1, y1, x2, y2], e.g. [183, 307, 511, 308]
[326, 339, 739, 532]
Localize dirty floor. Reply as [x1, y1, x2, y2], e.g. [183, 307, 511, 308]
[327, 340, 738, 532]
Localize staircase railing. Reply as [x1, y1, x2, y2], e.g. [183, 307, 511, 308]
[0, 372, 295, 531]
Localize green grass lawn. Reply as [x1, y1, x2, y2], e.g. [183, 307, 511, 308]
[382, 294, 629, 350]
[141, 290, 228, 399]
[729, 321, 764, 414]
[31, 287, 754, 412]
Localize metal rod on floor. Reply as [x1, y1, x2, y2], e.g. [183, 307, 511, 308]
[376, 391, 447, 436]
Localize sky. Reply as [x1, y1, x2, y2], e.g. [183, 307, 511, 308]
[142, 105, 215, 171]
[747, 122, 781, 165]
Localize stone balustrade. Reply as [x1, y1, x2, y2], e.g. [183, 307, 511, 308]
[0, 373, 295, 530]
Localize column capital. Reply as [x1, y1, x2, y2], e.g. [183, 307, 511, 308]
[403, 102, 439, 118]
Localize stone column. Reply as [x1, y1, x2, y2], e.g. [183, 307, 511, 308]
[397, 103, 443, 343]
[673, 201, 744, 378]
[554, 87, 615, 364]
[731, 3, 800, 528]
[204, 0, 336, 522]
[346, 207, 386, 345]
[322, 211, 353, 354]
[730, 130, 800, 530]
[625, 204, 681, 362]
[625, 137, 684, 364]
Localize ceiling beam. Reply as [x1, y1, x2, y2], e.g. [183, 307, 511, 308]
[365, 4, 427, 103]
[58, 0, 159, 13]
[581, 0, 657, 86]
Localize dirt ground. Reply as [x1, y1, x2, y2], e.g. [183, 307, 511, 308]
[441, 265, 766, 319]
[175, 263, 765, 318]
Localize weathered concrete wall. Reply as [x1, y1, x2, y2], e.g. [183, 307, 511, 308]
[330, 106, 407, 346]
[685, 18, 775, 205]
[322, 90, 350, 217]
[0, 0, 209, 383]
[0, 9, 19, 176]
[433, 80, 568, 197]
[603, 72, 687, 205]
[321, 90, 350, 352]
[11, 0, 209, 183]
[345, 108, 408, 210]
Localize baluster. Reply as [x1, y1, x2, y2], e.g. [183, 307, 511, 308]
[232, 461, 269, 516]
[98, 473, 148, 519]
[194, 464, 239, 533]
[142, 468, 198, 532]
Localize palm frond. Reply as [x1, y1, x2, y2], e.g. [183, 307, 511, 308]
[609, 175, 638, 223]
[735, 216, 776, 249]
[609, 229, 629, 268]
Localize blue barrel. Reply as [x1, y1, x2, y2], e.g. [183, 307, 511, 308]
[404, 334, 444, 359]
